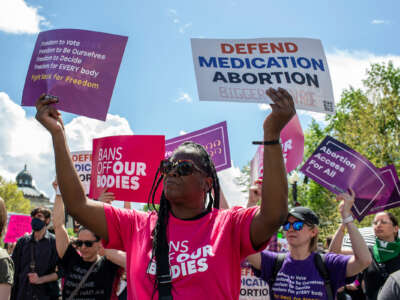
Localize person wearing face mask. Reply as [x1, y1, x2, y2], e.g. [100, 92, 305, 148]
[11, 207, 61, 300]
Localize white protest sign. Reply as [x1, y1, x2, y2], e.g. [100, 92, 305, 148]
[191, 38, 335, 114]
[71, 151, 92, 195]
[240, 261, 270, 300]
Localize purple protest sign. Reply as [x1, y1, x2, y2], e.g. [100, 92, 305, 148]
[300, 136, 386, 220]
[165, 121, 231, 172]
[367, 165, 400, 215]
[21, 29, 128, 121]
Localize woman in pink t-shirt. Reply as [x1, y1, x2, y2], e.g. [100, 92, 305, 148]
[34, 87, 295, 299]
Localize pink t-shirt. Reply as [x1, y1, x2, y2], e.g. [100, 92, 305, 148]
[103, 205, 264, 300]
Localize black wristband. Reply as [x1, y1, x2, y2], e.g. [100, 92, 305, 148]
[252, 140, 280, 145]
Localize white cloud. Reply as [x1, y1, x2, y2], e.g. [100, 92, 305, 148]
[179, 23, 192, 34]
[179, 130, 187, 135]
[371, 19, 388, 25]
[66, 114, 133, 151]
[258, 103, 270, 111]
[168, 9, 177, 16]
[326, 50, 400, 101]
[218, 162, 247, 207]
[0, 0, 48, 34]
[0, 91, 134, 201]
[167, 8, 192, 34]
[176, 91, 193, 103]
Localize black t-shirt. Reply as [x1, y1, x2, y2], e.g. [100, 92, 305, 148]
[60, 244, 119, 300]
[362, 247, 400, 300]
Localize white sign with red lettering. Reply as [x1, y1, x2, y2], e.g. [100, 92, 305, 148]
[191, 38, 335, 114]
[71, 151, 92, 195]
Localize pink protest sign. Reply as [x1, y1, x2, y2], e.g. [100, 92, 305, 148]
[21, 29, 128, 121]
[89, 135, 165, 203]
[4, 214, 31, 243]
[280, 115, 304, 173]
[165, 121, 231, 172]
[250, 115, 304, 183]
[250, 146, 264, 184]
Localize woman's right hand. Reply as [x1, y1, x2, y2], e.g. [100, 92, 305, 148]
[35, 94, 64, 135]
[98, 188, 115, 204]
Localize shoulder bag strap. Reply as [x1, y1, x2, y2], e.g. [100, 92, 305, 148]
[268, 252, 286, 300]
[66, 256, 103, 300]
[30, 239, 36, 273]
[314, 253, 334, 300]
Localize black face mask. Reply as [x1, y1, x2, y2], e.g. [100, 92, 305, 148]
[31, 218, 46, 231]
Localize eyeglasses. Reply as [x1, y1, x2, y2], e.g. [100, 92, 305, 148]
[373, 220, 392, 226]
[74, 240, 98, 248]
[283, 221, 306, 231]
[160, 159, 206, 176]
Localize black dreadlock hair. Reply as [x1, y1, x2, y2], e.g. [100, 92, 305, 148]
[146, 141, 220, 298]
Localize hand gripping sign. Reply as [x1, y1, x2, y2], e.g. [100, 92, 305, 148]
[21, 29, 128, 121]
[300, 136, 388, 220]
[165, 121, 231, 172]
[89, 135, 165, 203]
[191, 38, 335, 114]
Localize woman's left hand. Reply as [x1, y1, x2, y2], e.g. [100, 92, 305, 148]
[337, 188, 355, 218]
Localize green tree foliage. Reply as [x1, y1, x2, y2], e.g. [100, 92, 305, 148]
[143, 203, 159, 212]
[326, 61, 400, 227]
[0, 176, 31, 214]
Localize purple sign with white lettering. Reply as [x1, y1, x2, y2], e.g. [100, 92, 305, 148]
[300, 136, 386, 220]
[165, 121, 231, 172]
[21, 29, 128, 121]
[367, 165, 400, 215]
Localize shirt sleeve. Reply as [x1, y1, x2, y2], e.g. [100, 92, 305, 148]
[255, 250, 277, 282]
[378, 274, 400, 300]
[229, 206, 270, 258]
[0, 256, 14, 285]
[324, 253, 351, 293]
[60, 244, 79, 270]
[102, 204, 149, 251]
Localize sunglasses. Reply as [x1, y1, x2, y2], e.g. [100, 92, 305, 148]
[160, 159, 206, 176]
[283, 221, 306, 231]
[74, 240, 98, 248]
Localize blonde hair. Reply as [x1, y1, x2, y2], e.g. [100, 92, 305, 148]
[309, 225, 319, 252]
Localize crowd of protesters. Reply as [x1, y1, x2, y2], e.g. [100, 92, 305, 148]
[1, 87, 399, 299]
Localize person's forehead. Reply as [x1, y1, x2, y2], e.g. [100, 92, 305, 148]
[172, 148, 206, 169]
[288, 215, 300, 222]
[375, 213, 391, 221]
[34, 212, 45, 218]
[78, 230, 96, 240]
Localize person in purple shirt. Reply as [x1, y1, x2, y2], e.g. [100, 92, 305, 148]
[247, 189, 372, 300]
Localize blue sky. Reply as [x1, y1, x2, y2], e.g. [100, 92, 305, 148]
[0, 0, 399, 205]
